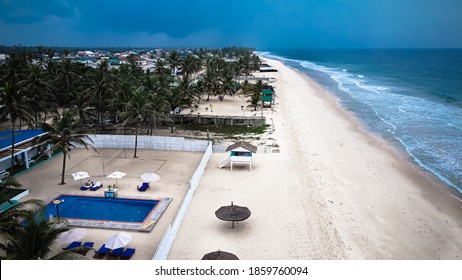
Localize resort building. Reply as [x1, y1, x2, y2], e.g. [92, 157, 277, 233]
[0, 129, 50, 177]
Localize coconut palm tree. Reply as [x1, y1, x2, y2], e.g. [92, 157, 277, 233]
[39, 109, 95, 185]
[120, 86, 153, 158]
[0, 176, 22, 204]
[0, 202, 84, 260]
[0, 82, 33, 175]
[19, 64, 55, 129]
[167, 50, 180, 76]
[87, 60, 114, 132]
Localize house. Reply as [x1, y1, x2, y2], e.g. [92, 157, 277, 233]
[219, 141, 258, 171]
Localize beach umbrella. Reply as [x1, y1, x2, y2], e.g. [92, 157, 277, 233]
[215, 201, 251, 228]
[201, 250, 239, 260]
[72, 171, 90, 186]
[105, 232, 132, 249]
[107, 171, 126, 187]
[140, 172, 160, 182]
[57, 228, 87, 245]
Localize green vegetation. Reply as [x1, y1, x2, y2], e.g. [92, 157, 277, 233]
[1, 47, 262, 137]
[0, 188, 25, 205]
[0, 200, 84, 260]
[182, 123, 269, 136]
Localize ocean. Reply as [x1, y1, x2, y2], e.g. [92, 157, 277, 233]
[259, 49, 462, 195]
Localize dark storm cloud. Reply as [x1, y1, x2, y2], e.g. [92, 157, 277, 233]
[0, 0, 76, 24]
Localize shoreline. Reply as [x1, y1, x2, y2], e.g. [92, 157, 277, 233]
[286, 61, 462, 206]
[169, 57, 462, 259]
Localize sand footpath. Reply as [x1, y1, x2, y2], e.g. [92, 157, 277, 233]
[169, 58, 462, 260]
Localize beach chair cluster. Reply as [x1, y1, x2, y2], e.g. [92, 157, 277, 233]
[93, 244, 136, 260]
[137, 182, 150, 192]
[63, 241, 95, 256]
[80, 181, 103, 191]
[63, 242, 136, 259]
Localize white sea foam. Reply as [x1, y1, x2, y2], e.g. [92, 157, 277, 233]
[269, 54, 462, 192]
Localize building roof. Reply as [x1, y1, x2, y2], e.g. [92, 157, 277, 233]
[0, 129, 46, 152]
[225, 141, 258, 153]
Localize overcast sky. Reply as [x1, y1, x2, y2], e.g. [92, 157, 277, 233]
[1, 0, 461, 49]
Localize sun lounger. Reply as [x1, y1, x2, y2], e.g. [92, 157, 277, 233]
[137, 182, 150, 191]
[107, 248, 125, 260]
[77, 241, 94, 256]
[63, 241, 82, 250]
[93, 244, 110, 259]
[120, 248, 136, 260]
[80, 185, 90, 190]
[90, 181, 102, 191]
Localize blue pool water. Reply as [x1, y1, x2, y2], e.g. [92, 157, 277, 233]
[45, 195, 159, 223]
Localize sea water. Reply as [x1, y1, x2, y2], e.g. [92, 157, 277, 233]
[259, 49, 462, 195]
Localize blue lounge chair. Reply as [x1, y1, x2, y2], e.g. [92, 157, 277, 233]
[63, 241, 82, 250]
[107, 247, 125, 260]
[137, 182, 150, 191]
[90, 182, 102, 191]
[120, 248, 136, 260]
[80, 185, 90, 190]
[77, 242, 94, 256]
[93, 244, 110, 259]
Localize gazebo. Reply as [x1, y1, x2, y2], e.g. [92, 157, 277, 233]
[219, 141, 258, 171]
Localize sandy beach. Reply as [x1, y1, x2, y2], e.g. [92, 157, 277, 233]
[169, 58, 462, 260]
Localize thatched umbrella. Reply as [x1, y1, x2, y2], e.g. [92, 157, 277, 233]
[215, 201, 251, 228]
[202, 250, 239, 260]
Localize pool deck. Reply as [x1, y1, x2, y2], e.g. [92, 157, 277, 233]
[14, 148, 203, 260]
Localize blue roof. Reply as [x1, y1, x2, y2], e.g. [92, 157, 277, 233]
[0, 129, 46, 151]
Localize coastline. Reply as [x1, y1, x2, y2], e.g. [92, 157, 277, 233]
[169, 57, 462, 259]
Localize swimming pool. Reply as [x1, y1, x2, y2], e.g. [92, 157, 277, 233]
[45, 195, 159, 223]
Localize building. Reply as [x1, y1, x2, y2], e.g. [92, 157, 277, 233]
[0, 129, 50, 175]
[219, 141, 258, 171]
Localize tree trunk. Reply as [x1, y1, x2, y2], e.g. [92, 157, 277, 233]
[134, 123, 138, 158]
[9, 119, 16, 175]
[60, 152, 67, 185]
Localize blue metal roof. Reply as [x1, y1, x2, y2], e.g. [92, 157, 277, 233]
[0, 129, 46, 151]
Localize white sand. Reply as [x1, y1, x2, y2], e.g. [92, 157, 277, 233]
[168, 58, 462, 260]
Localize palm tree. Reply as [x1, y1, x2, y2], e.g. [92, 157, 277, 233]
[0, 176, 22, 204]
[87, 60, 114, 132]
[19, 64, 55, 129]
[0, 82, 32, 175]
[55, 58, 81, 104]
[120, 86, 153, 158]
[167, 50, 180, 76]
[40, 109, 95, 185]
[0, 202, 83, 260]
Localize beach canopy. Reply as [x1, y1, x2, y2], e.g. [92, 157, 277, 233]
[72, 171, 90, 183]
[201, 250, 239, 260]
[215, 201, 251, 228]
[105, 232, 132, 249]
[140, 172, 160, 182]
[57, 228, 87, 245]
[107, 171, 126, 187]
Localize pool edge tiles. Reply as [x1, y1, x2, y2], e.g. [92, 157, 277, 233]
[46, 193, 172, 232]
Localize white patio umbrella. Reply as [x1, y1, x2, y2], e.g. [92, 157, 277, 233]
[140, 172, 160, 182]
[107, 171, 126, 187]
[104, 232, 132, 249]
[72, 171, 90, 186]
[57, 228, 87, 244]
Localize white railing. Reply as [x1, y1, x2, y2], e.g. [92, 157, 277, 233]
[153, 141, 213, 260]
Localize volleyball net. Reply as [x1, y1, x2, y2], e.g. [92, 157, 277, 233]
[102, 147, 127, 175]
